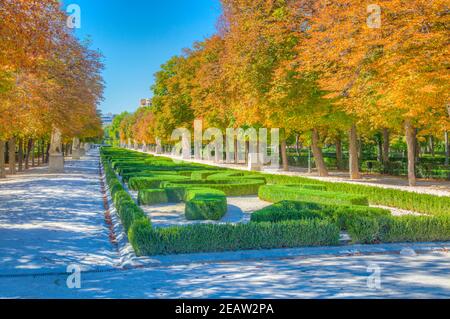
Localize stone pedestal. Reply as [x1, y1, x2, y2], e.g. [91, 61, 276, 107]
[72, 149, 81, 160]
[72, 137, 81, 160]
[248, 153, 262, 171]
[49, 154, 64, 173]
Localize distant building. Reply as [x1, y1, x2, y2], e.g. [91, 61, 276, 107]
[101, 113, 116, 127]
[140, 98, 152, 107]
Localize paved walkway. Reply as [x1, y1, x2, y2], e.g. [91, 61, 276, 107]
[0, 150, 118, 275]
[0, 252, 449, 298]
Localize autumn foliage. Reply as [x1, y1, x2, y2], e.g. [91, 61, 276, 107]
[111, 0, 450, 186]
[0, 0, 104, 176]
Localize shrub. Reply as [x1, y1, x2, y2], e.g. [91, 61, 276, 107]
[260, 173, 450, 216]
[258, 185, 369, 206]
[184, 188, 227, 220]
[138, 189, 169, 205]
[128, 175, 190, 190]
[164, 179, 266, 196]
[346, 215, 450, 244]
[251, 200, 390, 230]
[129, 219, 340, 256]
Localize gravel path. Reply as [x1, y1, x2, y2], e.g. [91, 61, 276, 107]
[1, 251, 449, 298]
[0, 150, 118, 275]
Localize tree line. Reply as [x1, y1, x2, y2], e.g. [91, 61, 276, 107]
[108, 0, 449, 186]
[0, 0, 104, 177]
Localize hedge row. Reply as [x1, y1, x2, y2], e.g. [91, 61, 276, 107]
[128, 219, 340, 256]
[260, 173, 450, 216]
[163, 178, 266, 196]
[258, 184, 369, 206]
[347, 215, 450, 244]
[128, 175, 190, 190]
[251, 200, 390, 230]
[102, 156, 148, 233]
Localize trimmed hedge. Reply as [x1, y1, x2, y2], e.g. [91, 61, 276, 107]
[258, 185, 369, 206]
[102, 157, 148, 233]
[251, 200, 390, 230]
[128, 219, 340, 256]
[138, 189, 169, 205]
[163, 178, 266, 196]
[347, 215, 450, 244]
[128, 175, 190, 190]
[185, 188, 227, 220]
[260, 173, 450, 216]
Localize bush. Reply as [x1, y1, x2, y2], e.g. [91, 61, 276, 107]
[251, 200, 390, 230]
[346, 215, 450, 244]
[258, 185, 369, 206]
[128, 175, 190, 190]
[260, 173, 450, 216]
[184, 188, 227, 220]
[128, 219, 340, 256]
[164, 178, 266, 196]
[138, 189, 169, 205]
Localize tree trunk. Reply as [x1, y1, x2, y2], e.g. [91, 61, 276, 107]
[335, 136, 343, 170]
[445, 131, 449, 166]
[295, 134, 301, 156]
[281, 138, 289, 171]
[8, 137, 16, 175]
[37, 140, 41, 166]
[382, 128, 390, 164]
[45, 142, 50, 163]
[311, 129, 328, 176]
[414, 129, 420, 164]
[377, 137, 383, 163]
[18, 138, 23, 172]
[25, 139, 34, 170]
[31, 140, 36, 167]
[348, 124, 361, 179]
[0, 141, 5, 178]
[429, 136, 435, 157]
[405, 120, 417, 186]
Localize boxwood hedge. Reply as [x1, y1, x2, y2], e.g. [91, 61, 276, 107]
[128, 219, 340, 256]
[258, 184, 369, 206]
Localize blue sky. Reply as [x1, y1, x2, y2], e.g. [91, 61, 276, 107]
[64, 0, 222, 115]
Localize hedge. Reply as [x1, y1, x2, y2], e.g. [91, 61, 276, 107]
[251, 200, 390, 230]
[128, 219, 340, 256]
[138, 189, 169, 205]
[260, 173, 450, 216]
[184, 188, 228, 220]
[128, 175, 190, 190]
[258, 185, 369, 206]
[347, 215, 450, 244]
[163, 178, 266, 196]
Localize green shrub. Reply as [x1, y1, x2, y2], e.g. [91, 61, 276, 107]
[346, 215, 450, 244]
[259, 185, 369, 206]
[251, 201, 390, 230]
[138, 189, 169, 205]
[184, 188, 227, 220]
[379, 215, 450, 243]
[129, 219, 340, 256]
[164, 178, 266, 196]
[347, 216, 380, 244]
[260, 173, 450, 216]
[128, 175, 190, 190]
